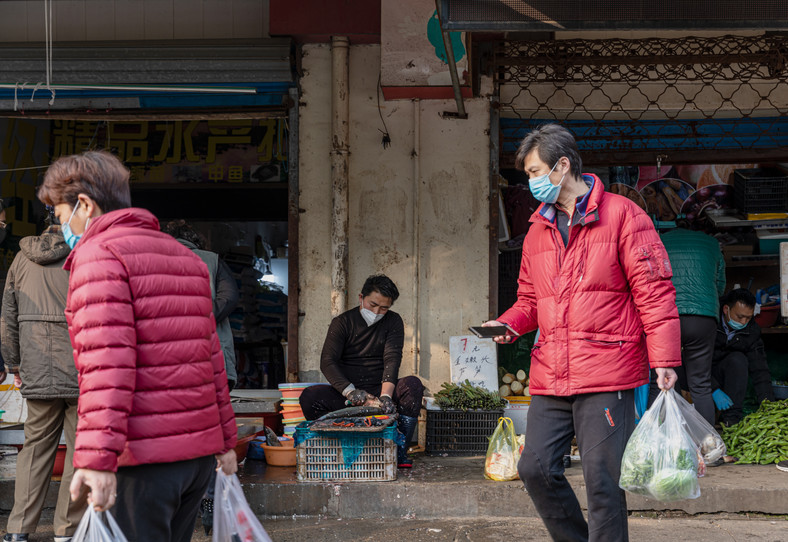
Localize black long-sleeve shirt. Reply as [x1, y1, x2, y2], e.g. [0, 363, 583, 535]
[320, 306, 404, 395]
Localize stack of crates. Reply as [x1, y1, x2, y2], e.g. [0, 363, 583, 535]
[296, 424, 398, 482]
[425, 409, 503, 456]
[733, 168, 788, 218]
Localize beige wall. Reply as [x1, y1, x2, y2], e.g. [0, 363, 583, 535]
[298, 43, 491, 393]
[0, 0, 269, 41]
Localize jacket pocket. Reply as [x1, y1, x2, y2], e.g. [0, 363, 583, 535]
[582, 338, 623, 348]
[634, 243, 673, 282]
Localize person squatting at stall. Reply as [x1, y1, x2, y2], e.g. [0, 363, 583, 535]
[711, 288, 775, 426]
[299, 274, 424, 468]
[484, 123, 681, 542]
[1, 214, 87, 542]
[37, 150, 238, 542]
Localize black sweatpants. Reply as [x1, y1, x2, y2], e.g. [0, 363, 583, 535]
[112, 455, 215, 542]
[712, 351, 749, 426]
[518, 390, 635, 542]
[299, 375, 424, 420]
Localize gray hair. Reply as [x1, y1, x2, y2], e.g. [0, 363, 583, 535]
[514, 123, 583, 179]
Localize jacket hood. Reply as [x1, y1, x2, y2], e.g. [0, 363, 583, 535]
[64, 208, 160, 271]
[20, 230, 71, 265]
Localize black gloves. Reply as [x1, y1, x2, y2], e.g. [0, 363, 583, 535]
[347, 389, 371, 406]
[380, 394, 397, 414]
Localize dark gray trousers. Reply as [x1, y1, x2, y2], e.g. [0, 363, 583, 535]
[648, 315, 717, 426]
[112, 455, 215, 542]
[518, 390, 635, 542]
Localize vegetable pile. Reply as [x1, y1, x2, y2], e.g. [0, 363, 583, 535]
[721, 399, 788, 465]
[499, 368, 529, 397]
[435, 380, 507, 411]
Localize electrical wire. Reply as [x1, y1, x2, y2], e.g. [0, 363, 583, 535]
[376, 73, 391, 149]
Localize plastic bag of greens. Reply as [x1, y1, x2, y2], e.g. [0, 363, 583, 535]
[673, 391, 725, 468]
[72, 507, 128, 542]
[214, 471, 273, 542]
[620, 388, 701, 501]
[484, 417, 521, 481]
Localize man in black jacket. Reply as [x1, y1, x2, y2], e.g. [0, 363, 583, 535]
[299, 274, 424, 467]
[711, 288, 775, 426]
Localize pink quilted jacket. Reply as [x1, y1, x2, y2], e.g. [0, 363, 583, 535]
[498, 176, 681, 396]
[64, 208, 237, 472]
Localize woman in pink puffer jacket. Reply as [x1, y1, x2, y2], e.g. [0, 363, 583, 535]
[38, 150, 237, 542]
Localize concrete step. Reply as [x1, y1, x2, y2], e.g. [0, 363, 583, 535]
[2, 453, 786, 519]
[239, 455, 788, 519]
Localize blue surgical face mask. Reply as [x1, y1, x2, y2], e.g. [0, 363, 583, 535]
[62, 204, 88, 250]
[529, 161, 566, 204]
[727, 318, 746, 330]
[724, 307, 747, 330]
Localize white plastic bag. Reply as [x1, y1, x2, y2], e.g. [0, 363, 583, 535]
[673, 391, 726, 465]
[72, 507, 128, 542]
[619, 389, 701, 501]
[213, 471, 273, 542]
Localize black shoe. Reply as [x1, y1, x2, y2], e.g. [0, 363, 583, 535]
[200, 498, 213, 535]
[563, 455, 572, 468]
[3, 534, 29, 542]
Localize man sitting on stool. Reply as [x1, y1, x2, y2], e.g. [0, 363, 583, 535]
[711, 288, 775, 426]
[300, 274, 424, 468]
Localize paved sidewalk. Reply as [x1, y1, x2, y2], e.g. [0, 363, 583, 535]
[2, 510, 787, 542]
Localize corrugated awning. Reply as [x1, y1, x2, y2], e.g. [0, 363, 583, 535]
[0, 39, 294, 112]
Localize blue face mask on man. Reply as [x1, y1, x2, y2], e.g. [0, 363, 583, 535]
[724, 307, 747, 330]
[62, 203, 89, 250]
[727, 317, 746, 331]
[529, 161, 566, 204]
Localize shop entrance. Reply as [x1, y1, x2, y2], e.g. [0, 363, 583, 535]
[0, 114, 293, 390]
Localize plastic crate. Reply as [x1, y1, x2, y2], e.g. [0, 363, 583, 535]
[425, 409, 503, 456]
[733, 168, 788, 215]
[296, 426, 397, 482]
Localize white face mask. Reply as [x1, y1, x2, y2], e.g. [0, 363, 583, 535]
[360, 306, 384, 326]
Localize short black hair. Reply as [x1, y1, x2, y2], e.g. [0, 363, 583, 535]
[361, 274, 399, 302]
[514, 123, 583, 179]
[162, 219, 207, 250]
[723, 288, 756, 309]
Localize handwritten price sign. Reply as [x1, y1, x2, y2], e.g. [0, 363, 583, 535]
[448, 335, 498, 393]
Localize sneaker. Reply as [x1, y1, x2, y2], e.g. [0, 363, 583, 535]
[397, 456, 413, 469]
[777, 460, 788, 473]
[3, 535, 29, 542]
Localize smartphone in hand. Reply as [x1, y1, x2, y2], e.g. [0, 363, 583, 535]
[469, 324, 519, 339]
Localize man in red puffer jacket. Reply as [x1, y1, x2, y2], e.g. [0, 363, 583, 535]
[484, 124, 681, 542]
[37, 150, 237, 542]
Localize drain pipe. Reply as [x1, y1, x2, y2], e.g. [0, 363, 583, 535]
[330, 36, 350, 316]
[435, 0, 467, 119]
[411, 98, 421, 375]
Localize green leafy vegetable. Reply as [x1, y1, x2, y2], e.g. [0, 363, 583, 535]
[649, 469, 699, 502]
[434, 380, 507, 411]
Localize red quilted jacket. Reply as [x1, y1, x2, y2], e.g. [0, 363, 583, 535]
[63, 208, 237, 472]
[498, 176, 681, 396]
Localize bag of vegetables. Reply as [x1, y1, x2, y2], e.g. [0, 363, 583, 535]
[673, 390, 726, 466]
[619, 389, 701, 501]
[484, 417, 523, 481]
